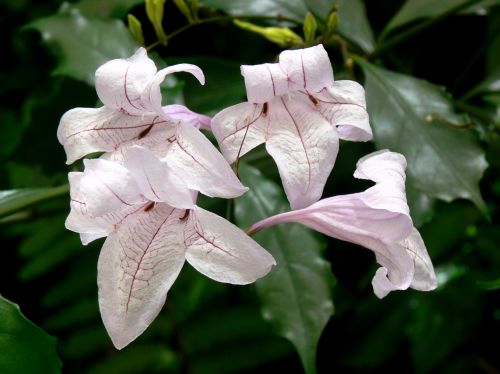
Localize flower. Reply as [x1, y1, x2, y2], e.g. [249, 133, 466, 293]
[57, 47, 246, 198]
[67, 146, 276, 349]
[246, 150, 437, 298]
[212, 44, 372, 210]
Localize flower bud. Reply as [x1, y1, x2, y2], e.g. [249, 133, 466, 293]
[303, 12, 317, 46]
[173, 0, 194, 24]
[233, 20, 303, 48]
[145, 0, 168, 45]
[127, 14, 145, 46]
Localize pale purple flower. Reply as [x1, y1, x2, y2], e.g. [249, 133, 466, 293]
[247, 150, 437, 298]
[212, 44, 372, 210]
[58, 48, 207, 162]
[66, 146, 275, 349]
[57, 48, 246, 198]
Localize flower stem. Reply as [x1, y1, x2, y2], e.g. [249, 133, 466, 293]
[146, 14, 301, 51]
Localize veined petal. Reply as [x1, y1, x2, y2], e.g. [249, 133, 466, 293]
[102, 124, 177, 164]
[95, 47, 157, 114]
[81, 158, 144, 217]
[404, 228, 438, 291]
[98, 204, 186, 349]
[141, 64, 205, 115]
[266, 94, 338, 209]
[166, 122, 248, 198]
[57, 106, 172, 164]
[184, 206, 275, 284]
[211, 102, 268, 163]
[163, 104, 212, 131]
[241, 63, 288, 104]
[279, 44, 334, 93]
[125, 146, 194, 209]
[66, 172, 147, 244]
[309, 80, 372, 142]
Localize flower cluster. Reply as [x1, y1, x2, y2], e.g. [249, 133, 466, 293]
[59, 44, 437, 349]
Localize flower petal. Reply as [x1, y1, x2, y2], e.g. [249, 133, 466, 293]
[66, 172, 147, 244]
[141, 64, 205, 115]
[279, 44, 334, 93]
[404, 228, 438, 291]
[241, 63, 288, 104]
[163, 104, 212, 131]
[184, 206, 275, 284]
[166, 122, 248, 198]
[95, 47, 157, 114]
[124, 146, 194, 209]
[310, 80, 372, 141]
[266, 94, 339, 209]
[57, 106, 172, 164]
[211, 102, 268, 162]
[98, 204, 186, 349]
[81, 158, 144, 217]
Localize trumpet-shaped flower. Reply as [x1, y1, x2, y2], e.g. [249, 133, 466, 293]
[247, 150, 437, 298]
[57, 48, 246, 198]
[66, 146, 275, 349]
[212, 44, 372, 209]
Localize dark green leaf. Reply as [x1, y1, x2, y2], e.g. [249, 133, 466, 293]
[0, 295, 61, 374]
[0, 185, 69, 220]
[406, 184, 436, 227]
[234, 163, 335, 374]
[355, 58, 487, 213]
[66, 0, 144, 18]
[27, 9, 138, 85]
[335, 0, 375, 53]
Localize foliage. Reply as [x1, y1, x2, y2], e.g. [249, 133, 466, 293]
[1, 0, 499, 373]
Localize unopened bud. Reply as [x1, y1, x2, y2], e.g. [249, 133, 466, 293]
[326, 11, 339, 33]
[234, 20, 303, 48]
[145, 0, 168, 45]
[303, 12, 317, 46]
[173, 0, 194, 24]
[127, 14, 145, 46]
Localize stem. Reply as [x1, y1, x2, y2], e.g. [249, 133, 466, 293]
[371, 0, 479, 58]
[146, 14, 301, 50]
[455, 101, 495, 125]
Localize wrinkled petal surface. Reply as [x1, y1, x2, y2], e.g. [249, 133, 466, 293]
[403, 228, 438, 291]
[98, 205, 186, 349]
[125, 146, 193, 209]
[80, 158, 144, 217]
[308, 80, 372, 141]
[57, 106, 172, 164]
[95, 48, 157, 115]
[184, 206, 276, 284]
[166, 123, 248, 198]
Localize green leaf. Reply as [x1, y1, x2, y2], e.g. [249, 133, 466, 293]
[27, 9, 138, 85]
[0, 295, 61, 374]
[335, 0, 375, 53]
[65, 0, 144, 18]
[234, 163, 335, 374]
[381, 0, 479, 38]
[354, 58, 488, 213]
[0, 185, 69, 220]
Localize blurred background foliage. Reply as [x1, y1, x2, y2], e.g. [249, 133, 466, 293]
[0, 0, 499, 373]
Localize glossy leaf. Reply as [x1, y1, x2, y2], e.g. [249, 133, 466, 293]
[0, 295, 61, 374]
[335, 0, 375, 53]
[355, 58, 487, 213]
[0, 185, 69, 220]
[27, 9, 138, 85]
[234, 163, 335, 374]
[64, 0, 144, 18]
